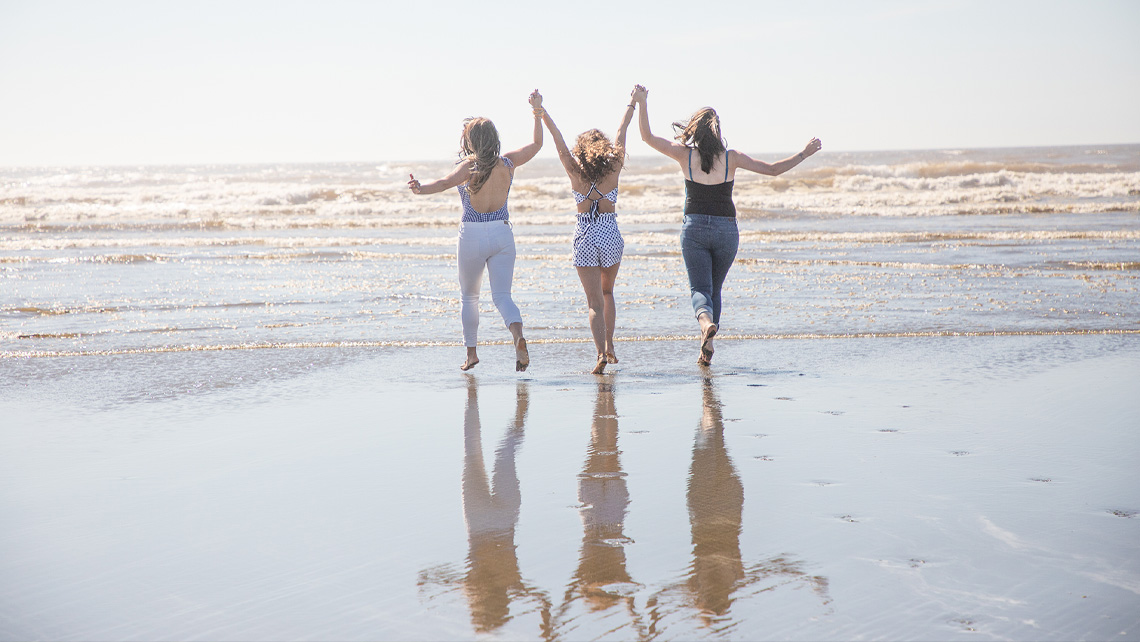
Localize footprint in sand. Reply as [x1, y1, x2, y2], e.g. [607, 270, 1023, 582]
[949, 618, 978, 632]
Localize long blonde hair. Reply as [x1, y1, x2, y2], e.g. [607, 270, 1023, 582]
[672, 108, 725, 175]
[571, 129, 625, 183]
[458, 117, 501, 194]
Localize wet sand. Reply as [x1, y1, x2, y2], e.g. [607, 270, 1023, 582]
[1, 334, 1139, 641]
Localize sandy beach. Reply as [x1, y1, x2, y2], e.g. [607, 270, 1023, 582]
[2, 333, 1138, 640]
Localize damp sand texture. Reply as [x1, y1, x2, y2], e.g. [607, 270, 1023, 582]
[2, 335, 1139, 641]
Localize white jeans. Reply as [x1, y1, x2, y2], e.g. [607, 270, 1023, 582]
[457, 220, 523, 347]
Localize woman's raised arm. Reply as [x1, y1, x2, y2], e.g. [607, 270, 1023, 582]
[732, 137, 822, 177]
[408, 160, 472, 195]
[615, 96, 635, 152]
[539, 104, 581, 178]
[632, 84, 686, 162]
[504, 90, 545, 167]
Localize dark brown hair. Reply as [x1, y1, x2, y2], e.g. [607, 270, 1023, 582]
[672, 107, 725, 175]
[458, 117, 501, 194]
[571, 129, 625, 183]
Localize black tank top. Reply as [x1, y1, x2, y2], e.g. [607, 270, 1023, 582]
[683, 148, 735, 217]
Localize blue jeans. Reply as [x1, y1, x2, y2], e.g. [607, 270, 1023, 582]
[680, 214, 739, 325]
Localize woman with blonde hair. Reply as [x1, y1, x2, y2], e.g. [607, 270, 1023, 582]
[631, 84, 821, 366]
[537, 93, 634, 374]
[408, 91, 544, 371]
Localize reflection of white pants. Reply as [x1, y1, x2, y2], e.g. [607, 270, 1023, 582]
[457, 220, 523, 347]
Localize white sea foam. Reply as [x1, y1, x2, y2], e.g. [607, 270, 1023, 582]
[4, 146, 1139, 227]
[3, 145, 1138, 356]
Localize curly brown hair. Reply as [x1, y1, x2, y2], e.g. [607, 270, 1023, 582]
[571, 129, 625, 184]
[458, 117, 501, 194]
[672, 108, 725, 175]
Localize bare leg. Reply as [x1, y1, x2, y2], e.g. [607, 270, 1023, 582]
[576, 266, 608, 373]
[600, 263, 621, 363]
[461, 346, 480, 371]
[697, 312, 717, 366]
[509, 322, 529, 372]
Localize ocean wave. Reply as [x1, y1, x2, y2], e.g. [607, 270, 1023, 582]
[3, 148, 1138, 226]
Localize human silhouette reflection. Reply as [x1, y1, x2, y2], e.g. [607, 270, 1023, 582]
[649, 376, 831, 629]
[564, 379, 640, 615]
[686, 376, 746, 617]
[417, 378, 550, 635]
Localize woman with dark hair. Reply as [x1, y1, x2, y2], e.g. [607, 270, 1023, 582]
[408, 91, 544, 372]
[537, 93, 634, 374]
[631, 84, 821, 365]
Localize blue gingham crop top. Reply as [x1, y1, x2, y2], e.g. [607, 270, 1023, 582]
[457, 156, 514, 222]
[572, 182, 619, 217]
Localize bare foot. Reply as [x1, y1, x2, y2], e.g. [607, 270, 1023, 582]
[604, 350, 618, 364]
[698, 322, 717, 366]
[591, 354, 607, 375]
[515, 337, 529, 372]
[460, 357, 479, 371]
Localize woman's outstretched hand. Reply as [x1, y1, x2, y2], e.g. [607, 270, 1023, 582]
[802, 137, 822, 158]
[528, 89, 543, 109]
[631, 84, 648, 105]
[407, 173, 421, 194]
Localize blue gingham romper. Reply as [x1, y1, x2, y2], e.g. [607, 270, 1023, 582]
[571, 183, 624, 268]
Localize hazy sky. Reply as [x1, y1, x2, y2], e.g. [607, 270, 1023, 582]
[1, 0, 1137, 165]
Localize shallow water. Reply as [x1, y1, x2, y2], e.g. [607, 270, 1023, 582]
[3, 145, 1139, 356]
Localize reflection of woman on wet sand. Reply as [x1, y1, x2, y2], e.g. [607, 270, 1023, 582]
[686, 376, 745, 616]
[417, 379, 550, 634]
[649, 377, 831, 628]
[562, 380, 639, 619]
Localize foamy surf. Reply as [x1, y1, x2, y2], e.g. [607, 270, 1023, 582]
[3, 144, 1138, 356]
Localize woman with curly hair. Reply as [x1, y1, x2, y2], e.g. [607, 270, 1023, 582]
[408, 90, 544, 372]
[537, 92, 635, 374]
[631, 84, 821, 366]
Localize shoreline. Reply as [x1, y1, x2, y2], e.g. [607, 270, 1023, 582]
[5, 327, 1140, 360]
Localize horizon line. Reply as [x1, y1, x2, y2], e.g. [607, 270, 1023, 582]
[3, 142, 1138, 170]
